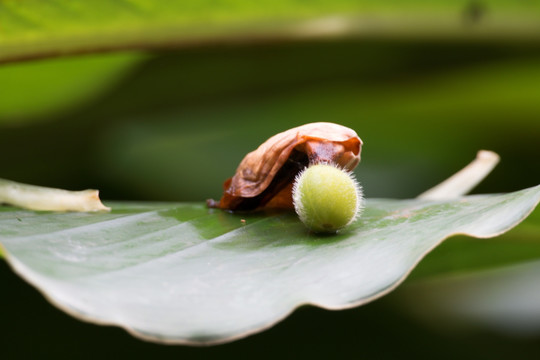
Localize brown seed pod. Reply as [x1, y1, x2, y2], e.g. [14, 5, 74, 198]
[207, 122, 362, 211]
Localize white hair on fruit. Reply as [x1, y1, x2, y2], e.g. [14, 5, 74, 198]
[292, 162, 363, 233]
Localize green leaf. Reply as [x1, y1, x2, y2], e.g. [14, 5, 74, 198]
[2, 0, 540, 63]
[0, 53, 145, 124]
[1, 185, 539, 344]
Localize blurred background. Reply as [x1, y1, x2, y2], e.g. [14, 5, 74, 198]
[1, 40, 539, 201]
[1, 0, 540, 358]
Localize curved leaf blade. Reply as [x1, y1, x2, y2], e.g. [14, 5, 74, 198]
[1, 186, 539, 344]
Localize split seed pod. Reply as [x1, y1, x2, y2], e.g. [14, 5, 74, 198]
[207, 122, 362, 211]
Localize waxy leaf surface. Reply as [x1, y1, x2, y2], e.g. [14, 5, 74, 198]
[1, 185, 539, 344]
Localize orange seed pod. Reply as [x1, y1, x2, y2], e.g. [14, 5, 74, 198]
[207, 122, 362, 211]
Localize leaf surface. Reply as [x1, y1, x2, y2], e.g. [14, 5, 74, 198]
[2, 0, 540, 63]
[1, 185, 539, 344]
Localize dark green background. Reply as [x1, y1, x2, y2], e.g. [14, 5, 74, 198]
[1, 40, 539, 202]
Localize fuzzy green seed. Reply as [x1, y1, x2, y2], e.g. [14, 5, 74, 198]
[292, 163, 363, 233]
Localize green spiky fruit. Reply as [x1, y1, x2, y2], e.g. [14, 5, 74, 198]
[292, 163, 363, 233]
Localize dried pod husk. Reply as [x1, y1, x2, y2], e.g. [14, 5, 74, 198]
[207, 122, 362, 211]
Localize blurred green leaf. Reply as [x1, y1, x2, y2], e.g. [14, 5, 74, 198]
[398, 251, 540, 336]
[0, 53, 145, 125]
[1, 185, 538, 344]
[2, 0, 540, 63]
